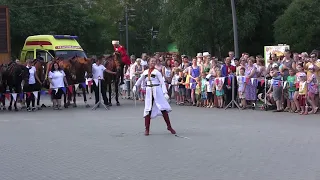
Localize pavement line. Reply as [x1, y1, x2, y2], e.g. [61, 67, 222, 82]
[175, 134, 191, 139]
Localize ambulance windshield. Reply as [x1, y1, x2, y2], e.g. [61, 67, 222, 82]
[55, 50, 87, 59]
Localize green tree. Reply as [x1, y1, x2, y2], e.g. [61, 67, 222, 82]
[158, 0, 292, 57]
[1, 0, 121, 57]
[274, 0, 320, 52]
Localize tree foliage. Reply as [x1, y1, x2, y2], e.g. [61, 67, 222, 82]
[159, 0, 292, 57]
[0, 0, 122, 57]
[2, 0, 314, 58]
[274, 0, 320, 52]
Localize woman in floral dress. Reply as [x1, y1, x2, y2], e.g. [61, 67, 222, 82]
[245, 57, 257, 108]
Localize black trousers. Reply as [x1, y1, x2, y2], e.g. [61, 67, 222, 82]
[51, 88, 64, 99]
[24, 84, 36, 108]
[93, 79, 108, 105]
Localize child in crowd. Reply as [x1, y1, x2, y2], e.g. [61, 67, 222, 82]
[172, 68, 180, 105]
[237, 67, 246, 109]
[185, 72, 191, 104]
[123, 68, 131, 99]
[215, 70, 224, 108]
[177, 70, 186, 105]
[195, 77, 202, 107]
[307, 65, 319, 114]
[201, 72, 207, 107]
[298, 73, 308, 115]
[293, 63, 304, 112]
[286, 68, 296, 112]
[267, 66, 283, 112]
[205, 75, 214, 108]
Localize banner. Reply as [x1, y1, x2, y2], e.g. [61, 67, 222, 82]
[264, 45, 290, 66]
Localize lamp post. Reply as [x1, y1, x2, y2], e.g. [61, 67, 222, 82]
[125, 5, 129, 55]
[124, 5, 135, 55]
[231, 0, 239, 58]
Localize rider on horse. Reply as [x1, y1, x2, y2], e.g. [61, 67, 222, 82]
[112, 40, 131, 85]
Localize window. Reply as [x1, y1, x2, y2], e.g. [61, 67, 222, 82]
[36, 50, 54, 62]
[25, 51, 34, 60]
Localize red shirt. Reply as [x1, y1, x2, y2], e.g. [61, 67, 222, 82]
[114, 45, 131, 65]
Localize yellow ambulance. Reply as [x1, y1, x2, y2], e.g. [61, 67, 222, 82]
[20, 35, 87, 62]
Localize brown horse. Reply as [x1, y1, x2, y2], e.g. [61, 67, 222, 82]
[104, 52, 122, 106]
[2, 62, 29, 111]
[69, 57, 93, 107]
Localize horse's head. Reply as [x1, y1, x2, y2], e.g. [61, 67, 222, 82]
[33, 59, 47, 81]
[113, 52, 122, 64]
[59, 59, 76, 80]
[16, 64, 30, 84]
[0, 64, 4, 86]
[70, 57, 93, 78]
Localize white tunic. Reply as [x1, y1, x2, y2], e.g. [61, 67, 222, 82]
[135, 69, 172, 118]
[27, 66, 36, 84]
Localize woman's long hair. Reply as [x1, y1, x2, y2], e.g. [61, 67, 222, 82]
[51, 62, 62, 73]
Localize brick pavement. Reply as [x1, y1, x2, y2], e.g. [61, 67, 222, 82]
[0, 95, 319, 180]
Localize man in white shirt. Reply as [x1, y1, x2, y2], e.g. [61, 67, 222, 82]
[141, 53, 148, 68]
[92, 57, 116, 106]
[229, 51, 236, 66]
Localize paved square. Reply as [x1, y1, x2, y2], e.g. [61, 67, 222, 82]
[0, 96, 319, 180]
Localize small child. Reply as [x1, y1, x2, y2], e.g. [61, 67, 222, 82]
[307, 65, 318, 114]
[286, 68, 296, 112]
[177, 71, 186, 105]
[201, 72, 207, 107]
[237, 67, 246, 109]
[293, 63, 305, 112]
[205, 75, 214, 108]
[171, 69, 180, 104]
[215, 70, 224, 108]
[298, 73, 308, 115]
[185, 72, 191, 104]
[123, 69, 131, 99]
[195, 77, 202, 107]
[267, 66, 283, 112]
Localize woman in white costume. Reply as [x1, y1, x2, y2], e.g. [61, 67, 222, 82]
[133, 58, 176, 136]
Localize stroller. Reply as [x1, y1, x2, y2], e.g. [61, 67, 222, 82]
[257, 76, 277, 111]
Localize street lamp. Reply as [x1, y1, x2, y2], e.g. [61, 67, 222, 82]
[125, 6, 135, 55]
[150, 27, 159, 53]
[231, 0, 239, 58]
[118, 21, 124, 44]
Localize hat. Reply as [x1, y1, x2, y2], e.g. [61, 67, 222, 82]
[203, 52, 210, 57]
[196, 53, 203, 57]
[299, 72, 306, 77]
[112, 40, 119, 45]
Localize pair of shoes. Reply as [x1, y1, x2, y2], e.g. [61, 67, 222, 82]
[27, 107, 32, 112]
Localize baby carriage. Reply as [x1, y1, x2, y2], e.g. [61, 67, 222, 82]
[257, 76, 277, 111]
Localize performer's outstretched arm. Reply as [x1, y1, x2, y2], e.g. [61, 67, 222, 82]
[135, 72, 146, 87]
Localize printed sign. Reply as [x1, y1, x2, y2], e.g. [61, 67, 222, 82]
[264, 45, 290, 66]
[55, 46, 82, 49]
